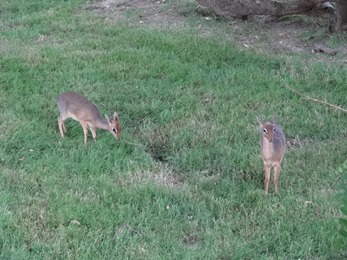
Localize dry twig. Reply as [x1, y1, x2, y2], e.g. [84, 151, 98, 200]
[283, 83, 347, 113]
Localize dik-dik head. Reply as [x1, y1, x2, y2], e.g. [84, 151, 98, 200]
[257, 116, 276, 143]
[106, 112, 121, 140]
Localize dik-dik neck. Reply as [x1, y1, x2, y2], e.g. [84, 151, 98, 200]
[261, 136, 274, 157]
[94, 117, 109, 130]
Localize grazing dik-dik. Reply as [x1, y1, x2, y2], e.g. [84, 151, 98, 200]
[257, 116, 286, 194]
[57, 91, 120, 145]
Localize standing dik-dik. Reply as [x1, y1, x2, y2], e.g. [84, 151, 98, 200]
[57, 91, 121, 145]
[257, 116, 286, 194]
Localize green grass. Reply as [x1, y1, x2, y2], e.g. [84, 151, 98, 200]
[1, 0, 347, 258]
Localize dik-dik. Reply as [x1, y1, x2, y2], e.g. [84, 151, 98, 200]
[257, 116, 286, 194]
[57, 91, 120, 145]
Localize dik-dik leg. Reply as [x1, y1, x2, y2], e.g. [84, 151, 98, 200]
[274, 163, 281, 193]
[264, 164, 271, 194]
[80, 122, 88, 146]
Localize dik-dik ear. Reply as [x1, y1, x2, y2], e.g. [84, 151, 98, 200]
[271, 115, 276, 124]
[256, 116, 264, 127]
[113, 112, 119, 122]
[105, 114, 111, 123]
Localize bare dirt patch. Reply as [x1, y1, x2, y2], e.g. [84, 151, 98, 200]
[87, 0, 188, 30]
[86, 0, 347, 57]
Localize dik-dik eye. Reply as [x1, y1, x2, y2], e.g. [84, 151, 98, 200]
[273, 128, 276, 132]
[263, 129, 267, 134]
[112, 128, 117, 133]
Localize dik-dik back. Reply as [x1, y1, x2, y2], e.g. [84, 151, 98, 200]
[257, 116, 286, 193]
[57, 92, 100, 121]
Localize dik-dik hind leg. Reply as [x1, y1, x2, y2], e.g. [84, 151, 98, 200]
[274, 164, 281, 193]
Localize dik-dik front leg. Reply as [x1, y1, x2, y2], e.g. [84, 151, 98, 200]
[58, 117, 66, 138]
[81, 122, 88, 146]
[273, 163, 281, 193]
[89, 126, 97, 142]
[264, 164, 271, 194]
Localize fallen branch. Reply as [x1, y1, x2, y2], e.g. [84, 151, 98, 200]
[283, 83, 347, 113]
[313, 44, 337, 56]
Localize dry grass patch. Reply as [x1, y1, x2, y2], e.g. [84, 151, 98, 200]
[115, 165, 183, 189]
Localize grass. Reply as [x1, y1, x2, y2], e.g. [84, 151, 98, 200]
[1, 0, 347, 258]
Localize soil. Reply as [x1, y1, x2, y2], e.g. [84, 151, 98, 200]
[86, 0, 347, 58]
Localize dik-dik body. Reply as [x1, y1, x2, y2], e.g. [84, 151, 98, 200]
[57, 91, 120, 145]
[257, 116, 286, 194]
